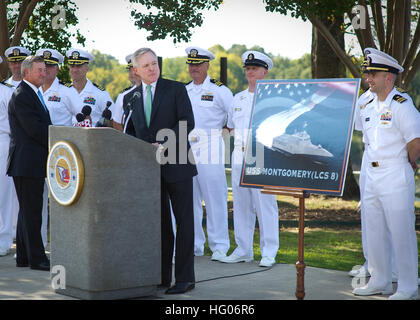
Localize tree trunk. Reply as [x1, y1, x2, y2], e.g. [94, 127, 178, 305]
[0, 0, 9, 79]
[311, 16, 345, 78]
[311, 15, 360, 200]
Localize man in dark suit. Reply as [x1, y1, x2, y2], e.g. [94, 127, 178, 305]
[123, 48, 197, 294]
[7, 55, 51, 271]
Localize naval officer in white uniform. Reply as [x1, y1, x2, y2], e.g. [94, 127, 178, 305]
[350, 48, 413, 282]
[185, 47, 233, 261]
[111, 53, 141, 131]
[36, 48, 84, 248]
[4, 46, 31, 89]
[0, 56, 19, 257]
[66, 48, 114, 126]
[352, 50, 420, 300]
[221, 51, 279, 267]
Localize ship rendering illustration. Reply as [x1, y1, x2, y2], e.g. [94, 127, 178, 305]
[271, 131, 333, 160]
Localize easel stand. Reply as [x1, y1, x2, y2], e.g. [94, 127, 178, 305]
[261, 188, 310, 300]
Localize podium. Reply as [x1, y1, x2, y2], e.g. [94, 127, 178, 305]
[48, 126, 161, 300]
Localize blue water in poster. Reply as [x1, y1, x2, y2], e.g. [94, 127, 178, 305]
[240, 78, 360, 196]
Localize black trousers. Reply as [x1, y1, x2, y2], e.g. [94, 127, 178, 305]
[161, 177, 195, 285]
[13, 176, 48, 266]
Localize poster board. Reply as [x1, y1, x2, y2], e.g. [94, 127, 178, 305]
[240, 78, 360, 196]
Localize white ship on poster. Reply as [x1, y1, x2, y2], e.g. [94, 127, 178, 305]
[271, 131, 333, 160]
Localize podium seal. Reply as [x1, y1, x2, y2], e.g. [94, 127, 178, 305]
[47, 141, 84, 206]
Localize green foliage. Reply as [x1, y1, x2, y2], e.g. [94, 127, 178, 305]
[86, 50, 131, 100]
[128, 0, 223, 43]
[407, 71, 420, 111]
[5, 0, 85, 54]
[263, 0, 358, 20]
[162, 44, 312, 94]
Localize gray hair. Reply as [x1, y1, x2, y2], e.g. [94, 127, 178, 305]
[21, 55, 44, 76]
[132, 47, 157, 68]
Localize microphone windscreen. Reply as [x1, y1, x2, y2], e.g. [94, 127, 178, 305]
[102, 108, 112, 120]
[106, 101, 112, 108]
[82, 105, 92, 116]
[76, 113, 86, 122]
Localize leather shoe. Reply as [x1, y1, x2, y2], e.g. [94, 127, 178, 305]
[158, 282, 171, 289]
[165, 282, 195, 294]
[30, 261, 50, 271]
[16, 262, 29, 267]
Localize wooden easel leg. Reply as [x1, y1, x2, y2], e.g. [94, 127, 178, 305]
[295, 196, 306, 300]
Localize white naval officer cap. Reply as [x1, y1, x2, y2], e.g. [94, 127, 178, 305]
[363, 47, 398, 63]
[242, 50, 273, 70]
[125, 53, 133, 69]
[185, 46, 215, 64]
[362, 51, 404, 74]
[4, 46, 31, 62]
[36, 48, 64, 65]
[66, 48, 94, 65]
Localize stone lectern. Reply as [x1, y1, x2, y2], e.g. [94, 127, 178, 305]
[48, 126, 161, 300]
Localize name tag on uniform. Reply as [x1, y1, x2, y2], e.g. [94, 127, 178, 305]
[48, 95, 61, 102]
[201, 94, 214, 102]
[365, 117, 370, 122]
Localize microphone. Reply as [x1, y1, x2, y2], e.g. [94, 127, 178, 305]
[81, 105, 92, 127]
[95, 101, 113, 127]
[126, 92, 140, 111]
[76, 113, 85, 122]
[123, 91, 140, 134]
[74, 112, 92, 127]
[82, 105, 92, 116]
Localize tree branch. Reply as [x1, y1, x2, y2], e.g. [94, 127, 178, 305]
[403, 0, 411, 57]
[391, 0, 407, 66]
[0, 0, 9, 78]
[385, 0, 395, 54]
[14, 0, 30, 38]
[347, 9, 366, 50]
[308, 14, 368, 89]
[402, 50, 420, 88]
[402, 13, 420, 71]
[371, 0, 385, 50]
[358, 0, 376, 48]
[11, 0, 41, 46]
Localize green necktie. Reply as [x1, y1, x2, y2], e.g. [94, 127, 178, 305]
[145, 84, 152, 127]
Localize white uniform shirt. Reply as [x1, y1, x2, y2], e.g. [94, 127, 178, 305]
[40, 78, 83, 126]
[5, 77, 21, 91]
[187, 76, 233, 142]
[0, 82, 13, 136]
[357, 87, 420, 162]
[227, 89, 254, 158]
[76, 79, 114, 125]
[111, 85, 136, 125]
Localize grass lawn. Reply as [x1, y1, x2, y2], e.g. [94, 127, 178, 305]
[203, 195, 420, 274]
[203, 227, 420, 274]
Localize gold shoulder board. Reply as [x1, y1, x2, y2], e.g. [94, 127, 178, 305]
[393, 94, 407, 103]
